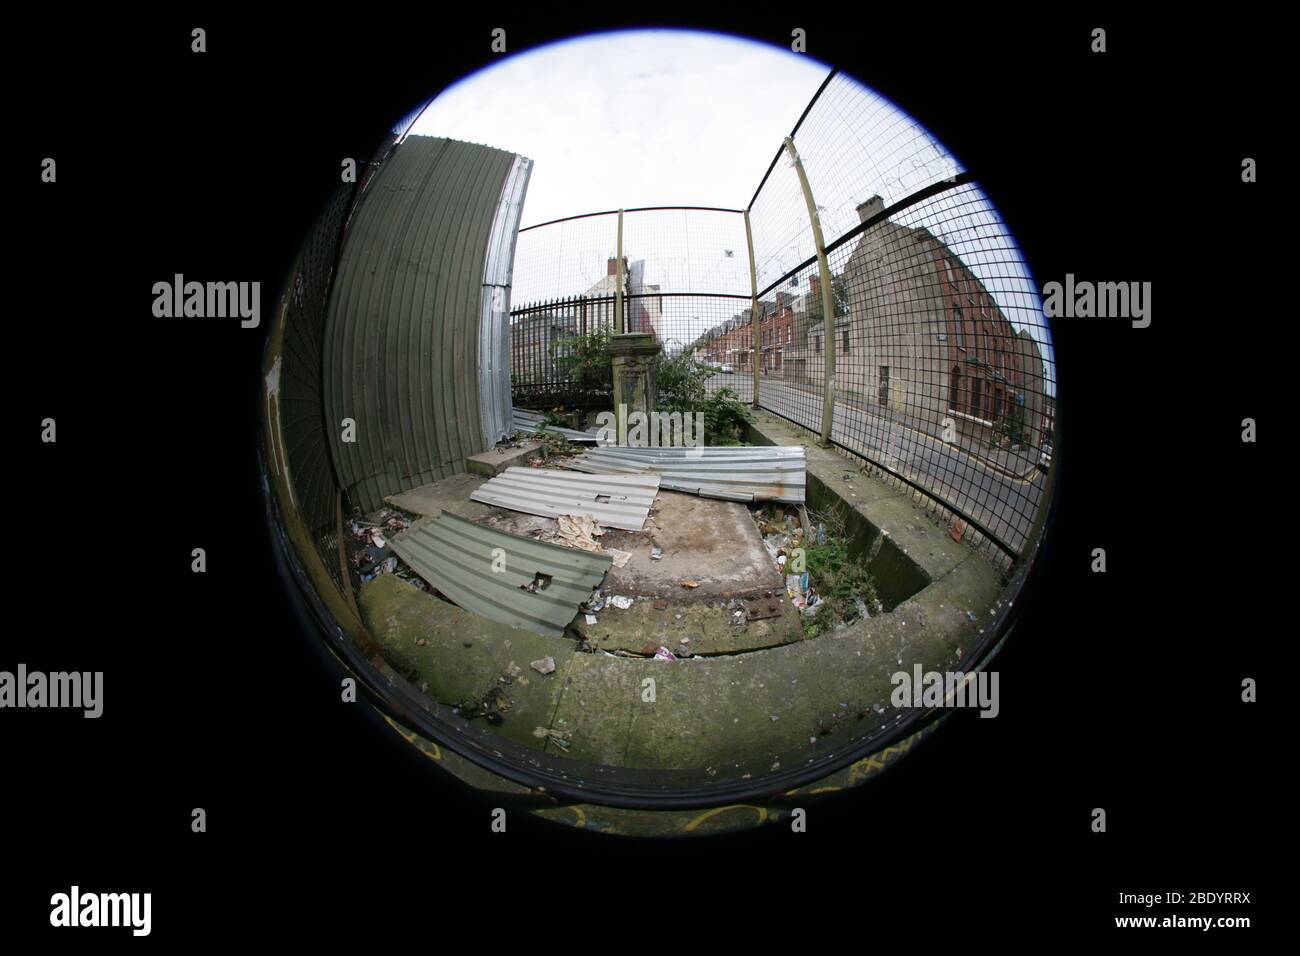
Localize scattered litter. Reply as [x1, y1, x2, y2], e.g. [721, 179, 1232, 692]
[605, 547, 633, 568]
[855, 596, 871, 620]
[650, 547, 664, 561]
[731, 609, 746, 625]
[536, 512, 606, 553]
[532, 726, 572, 751]
[653, 646, 677, 661]
[965, 610, 976, 621]
[530, 656, 556, 676]
[680, 580, 700, 589]
[585, 613, 598, 625]
[609, 595, 634, 610]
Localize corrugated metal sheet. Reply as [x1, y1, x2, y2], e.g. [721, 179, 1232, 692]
[480, 155, 533, 447]
[511, 408, 601, 443]
[323, 136, 533, 513]
[469, 467, 659, 531]
[390, 510, 610, 636]
[566, 446, 807, 503]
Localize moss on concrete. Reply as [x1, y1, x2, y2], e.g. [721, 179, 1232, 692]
[357, 416, 1007, 771]
[583, 598, 803, 655]
[357, 574, 572, 750]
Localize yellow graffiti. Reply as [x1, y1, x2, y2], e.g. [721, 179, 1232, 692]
[380, 712, 442, 761]
[846, 737, 916, 787]
[683, 805, 768, 833]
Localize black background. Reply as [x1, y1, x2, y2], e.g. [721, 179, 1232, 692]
[9, 9, 1277, 941]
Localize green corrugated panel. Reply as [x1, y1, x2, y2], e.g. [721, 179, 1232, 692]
[389, 511, 612, 636]
[323, 136, 522, 512]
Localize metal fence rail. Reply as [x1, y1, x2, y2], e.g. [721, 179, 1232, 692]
[508, 71, 1055, 567]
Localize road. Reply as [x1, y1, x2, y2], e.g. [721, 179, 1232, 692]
[709, 373, 1044, 556]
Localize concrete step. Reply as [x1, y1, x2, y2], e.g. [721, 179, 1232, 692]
[465, 440, 543, 477]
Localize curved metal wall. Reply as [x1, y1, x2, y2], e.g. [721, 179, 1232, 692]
[324, 135, 532, 513]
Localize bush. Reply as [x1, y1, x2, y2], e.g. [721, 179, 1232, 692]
[544, 330, 751, 444]
[655, 350, 751, 444]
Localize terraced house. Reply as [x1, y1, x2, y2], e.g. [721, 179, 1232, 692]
[804, 196, 1049, 451]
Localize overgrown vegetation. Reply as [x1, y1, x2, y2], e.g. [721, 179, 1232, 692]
[551, 326, 613, 392]
[547, 330, 751, 444]
[993, 401, 1028, 448]
[655, 349, 751, 444]
[527, 426, 578, 458]
[801, 507, 881, 638]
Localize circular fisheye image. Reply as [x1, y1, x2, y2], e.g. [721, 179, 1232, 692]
[260, 29, 1056, 836]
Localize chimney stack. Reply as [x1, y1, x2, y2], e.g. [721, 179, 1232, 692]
[856, 195, 885, 223]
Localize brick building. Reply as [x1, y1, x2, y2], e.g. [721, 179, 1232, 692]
[800, 195, 1049, 450]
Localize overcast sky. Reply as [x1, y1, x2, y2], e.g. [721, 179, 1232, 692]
[407, 30, 1053, 385]
[410, 30, 830, 224]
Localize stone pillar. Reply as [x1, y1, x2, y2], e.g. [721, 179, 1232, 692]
[610, 332, 661, 443]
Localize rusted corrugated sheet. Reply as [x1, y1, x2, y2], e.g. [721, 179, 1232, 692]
[470, 467, 659, 530]
[323, 136, 533, 513]
[566, 446, 806, 503]
[390, 510, 609, 636]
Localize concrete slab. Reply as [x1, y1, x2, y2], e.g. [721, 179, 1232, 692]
[600, 490, 781, 600]
[357, 573, 573, 750]
[465, 440, 543, 477]
[384, 471, 492, 519]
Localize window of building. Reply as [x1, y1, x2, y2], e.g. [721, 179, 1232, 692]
[815, 334, 821, 354]
[842, 328, 850, 354]
[954, 305, 964, 350]
[878, 365, 890, 406]
[949, 366, 961, 409]
[971, 378, 982, 418]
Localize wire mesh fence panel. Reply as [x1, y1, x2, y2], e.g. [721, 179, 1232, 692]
[503, 72, 1053, 563]
[792, 73, 965, 246]
[513, 212, 620, 305]
[725, 258, 829, 425]
[510, 208, 756, 404]
[815, 183, 1051, 563]
[745, 71, 1052, 565]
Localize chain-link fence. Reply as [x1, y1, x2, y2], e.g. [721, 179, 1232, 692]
[510, 69, 1054, 566]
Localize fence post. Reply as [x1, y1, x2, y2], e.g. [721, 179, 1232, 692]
[745, 210, 761, 410]
[615, 209, 625, 335]
[785, 136, 835, 448]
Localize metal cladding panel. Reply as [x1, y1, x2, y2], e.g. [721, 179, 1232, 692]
[566, 446, 807, 504]
[469, 467, 660, 531]
[390, 510, 610, 636]
[511, 408, 601, 443]
[323, 136, 531, 513]
[480, 155, 533, 448]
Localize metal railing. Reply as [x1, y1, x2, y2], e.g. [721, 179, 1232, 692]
[508, 70, 1055, 567]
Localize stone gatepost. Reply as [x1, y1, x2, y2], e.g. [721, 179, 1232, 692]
[610, 332, 661, 443]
